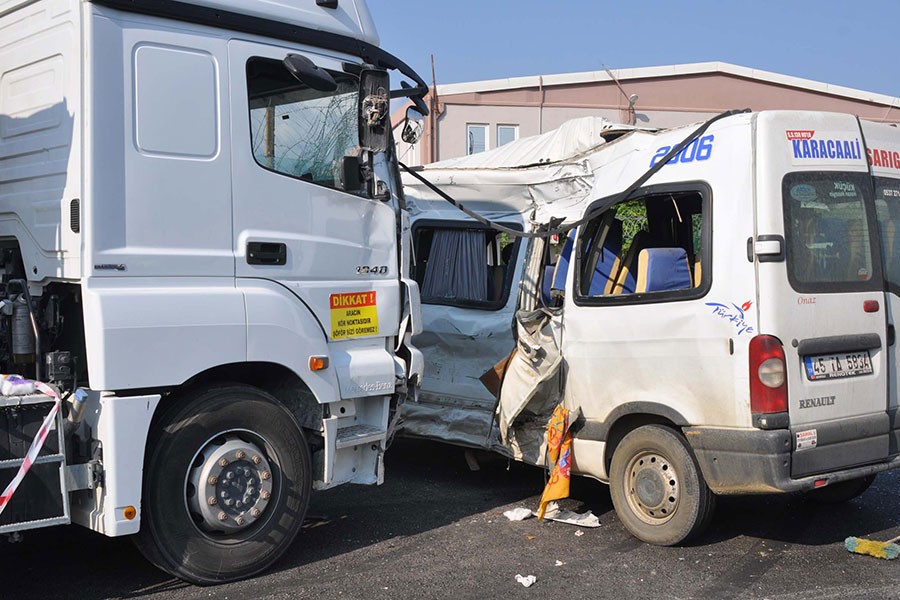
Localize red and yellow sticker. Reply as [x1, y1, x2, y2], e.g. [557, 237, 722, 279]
[329, 291, 379, 340]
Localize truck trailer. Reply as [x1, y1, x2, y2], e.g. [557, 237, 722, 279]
[0, 0, 427, 584]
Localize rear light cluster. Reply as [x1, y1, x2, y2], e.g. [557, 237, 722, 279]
[749, 335, 788, 414]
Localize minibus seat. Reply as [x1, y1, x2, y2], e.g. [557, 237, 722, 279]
[587, 219, 624, 296]
[488, 265, 505, 302]
[693, 259, 702, 287]
[635, 248, 692, 293]
[550, 229, 577, 293]
[610, 230, 650, 295]
[845, 218, 869, 280]
[880, 219, 898, 279]
[541, 264, 556, 305]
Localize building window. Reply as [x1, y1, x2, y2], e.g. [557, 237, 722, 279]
[467, 124, 488, 155]
[497, 124, 518, 147]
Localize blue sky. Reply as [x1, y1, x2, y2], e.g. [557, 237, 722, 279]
[369, 0, 900, 98]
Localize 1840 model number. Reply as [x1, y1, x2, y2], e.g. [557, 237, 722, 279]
[357, 265, 388, 275]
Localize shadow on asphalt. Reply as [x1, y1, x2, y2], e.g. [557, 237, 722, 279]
[2, 438, 899, 599]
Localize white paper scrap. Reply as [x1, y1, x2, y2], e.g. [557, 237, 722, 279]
[516, 574, 537, 588]
[503, 507, 534, 521]
[542, 503, 601, 528]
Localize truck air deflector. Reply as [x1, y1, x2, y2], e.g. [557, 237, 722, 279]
[88, 0, 429, 94]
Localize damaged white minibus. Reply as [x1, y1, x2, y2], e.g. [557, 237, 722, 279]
[400, 111, 900, 545]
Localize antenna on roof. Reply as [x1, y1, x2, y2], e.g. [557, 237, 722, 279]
[603, 65, 638, 125]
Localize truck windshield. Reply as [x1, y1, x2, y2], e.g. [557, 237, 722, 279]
[782, 172, 880, 293]
[247, 57, 359, 189]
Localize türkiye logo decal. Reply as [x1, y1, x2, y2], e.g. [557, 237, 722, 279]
[786, 130, 862, 161]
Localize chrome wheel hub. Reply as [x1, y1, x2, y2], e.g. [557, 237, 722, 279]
[187, 435, 275, 533]
[624, 451, 679, 525]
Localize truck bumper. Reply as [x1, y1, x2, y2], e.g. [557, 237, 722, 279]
[684, 426, 900, 495]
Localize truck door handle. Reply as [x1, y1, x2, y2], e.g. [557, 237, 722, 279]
[247, 242, 287, 266]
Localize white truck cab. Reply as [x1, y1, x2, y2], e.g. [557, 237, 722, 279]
[0, 0, 427, 584]
[402, 111, 900, 546]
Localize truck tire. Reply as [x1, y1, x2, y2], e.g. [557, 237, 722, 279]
[609, 424, 715, 546]
[134, 384, 311, 585]
[805, 474, 876, 504]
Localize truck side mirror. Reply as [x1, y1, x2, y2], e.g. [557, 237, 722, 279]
[283, 53, 337, 92]
[359, 67, 390, 152]
[401, 106, 425, 145]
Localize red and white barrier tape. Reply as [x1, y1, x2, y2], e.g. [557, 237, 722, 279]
[0, 382, 61, 517]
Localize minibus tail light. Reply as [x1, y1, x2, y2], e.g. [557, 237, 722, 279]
[749, 335, 787, 414]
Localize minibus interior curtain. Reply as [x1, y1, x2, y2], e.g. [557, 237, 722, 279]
[421, 229, 489, 301]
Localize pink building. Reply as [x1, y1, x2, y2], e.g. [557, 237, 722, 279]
[394, 62, 900, 167]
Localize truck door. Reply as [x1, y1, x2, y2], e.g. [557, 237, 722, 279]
[228, 40, 401, 391]
[755, 112, 889, 478]
[861, 120, 900, 457]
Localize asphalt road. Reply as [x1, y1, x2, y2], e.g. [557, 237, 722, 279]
[4, 439, 900, 600]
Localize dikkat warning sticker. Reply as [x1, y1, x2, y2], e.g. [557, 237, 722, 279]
[330, 291, 379, 340]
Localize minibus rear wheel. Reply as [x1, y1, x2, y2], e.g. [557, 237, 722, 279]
[609, 424, 715, 546]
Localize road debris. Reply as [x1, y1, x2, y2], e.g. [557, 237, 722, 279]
[503, 507, 533, 521]
[515, 574, 537, 588]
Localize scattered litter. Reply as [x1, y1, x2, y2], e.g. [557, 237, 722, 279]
[515, 574, 537, 588]
[542, 502, 601, 528]
[574, 530, 584, 537]
[503, 507, 534, 521]
[525, 535, 536, 540]
[554, 560, 564, 567]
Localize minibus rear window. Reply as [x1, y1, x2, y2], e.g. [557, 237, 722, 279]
[875, 177, 900, 293]
[782, 172, 879, 293]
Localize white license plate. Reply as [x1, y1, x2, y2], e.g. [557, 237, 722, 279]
[804, 351, 873, 381]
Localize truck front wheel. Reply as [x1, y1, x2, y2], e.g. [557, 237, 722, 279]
[134, 385, 311, 585]
[609, 424, 715, 546]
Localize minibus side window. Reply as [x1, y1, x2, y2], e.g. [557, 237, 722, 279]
[574, 189, 707, 303]
[875, 177, 900, 293]
[782, 172, 880, 293]
[412, 223, 521, 310]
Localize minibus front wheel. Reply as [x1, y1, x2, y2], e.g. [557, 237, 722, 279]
[609, 424, 715, 546]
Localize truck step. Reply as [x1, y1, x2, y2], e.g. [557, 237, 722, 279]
[335, 424, 385, 449]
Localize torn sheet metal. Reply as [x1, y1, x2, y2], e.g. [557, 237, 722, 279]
[401, 116, 659, 225]
[498, 309, 564, 464]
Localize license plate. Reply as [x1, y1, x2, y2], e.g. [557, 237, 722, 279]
[804, 351, 873, 381]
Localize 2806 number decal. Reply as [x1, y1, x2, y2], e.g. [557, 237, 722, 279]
[650, 135, 715, 167]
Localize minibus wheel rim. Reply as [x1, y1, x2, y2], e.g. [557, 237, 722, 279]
[623, 450, 680, 525]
